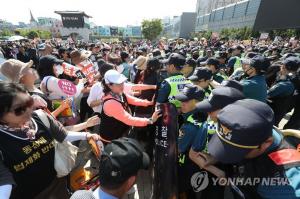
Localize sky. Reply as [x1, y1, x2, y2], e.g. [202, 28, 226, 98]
[2, 0, 197, 26]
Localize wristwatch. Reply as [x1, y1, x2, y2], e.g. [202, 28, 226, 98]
[148, 118, 154, 125]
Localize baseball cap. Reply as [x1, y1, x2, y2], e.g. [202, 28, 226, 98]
[175, 84, 205, 102]
[282, 56, 300, 71]
[161, 53, 186, 69]
[104, 69, 127, 84]
[203, 58, 220, 67]
[231, 45, 244, 51]
[39, 55, 63, 69]
[221, 80, 243, 92]
[208, 99, 274, 163]
[0, 59, 33, 83]
[185, 58, 197, 68]
[188, 67, 212, 81]
[196, 87, 244, 112]
[99, 138, 150, 187]
[250, 55, 270, 72]
[241, 58, 251, 65]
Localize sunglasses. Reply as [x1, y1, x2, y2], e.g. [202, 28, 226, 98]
[10, 97, 34, 116]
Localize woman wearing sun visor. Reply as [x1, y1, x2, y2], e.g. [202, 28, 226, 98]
[99, 70, 161, 141]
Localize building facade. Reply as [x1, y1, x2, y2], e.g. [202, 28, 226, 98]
[195, 0, 300, 32]
[163, 12, 196, 39]
[55, 11, 92, 41]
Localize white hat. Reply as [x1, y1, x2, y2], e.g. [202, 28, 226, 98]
[104, 70, 127, 84]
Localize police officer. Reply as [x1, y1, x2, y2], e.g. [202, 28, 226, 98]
[157, 53, 191, 109]
[187, 87, 244, 198]
[227, 45, 244, 76]
[239, 55, 270, 102]
[268, 56, 299, 125]
[188, 67, 213, 98]
[205, 58, 227, 83]
[191, 87, 245, 152]
[174, 85, 206, 199]
[182, 58, 197, 78]
[205, 99, 300, 199]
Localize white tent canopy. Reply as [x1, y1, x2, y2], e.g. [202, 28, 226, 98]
[8, 35, 26, 41]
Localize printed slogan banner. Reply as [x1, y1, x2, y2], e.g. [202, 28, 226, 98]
[62, 61, 96, 84]
[152, 103, 178, 199]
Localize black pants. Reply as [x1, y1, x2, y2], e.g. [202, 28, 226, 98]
[80, 96, 93, 122]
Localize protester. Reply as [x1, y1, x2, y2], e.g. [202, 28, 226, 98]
[0, 82, 101, 199]
[99, 70, 161, 141]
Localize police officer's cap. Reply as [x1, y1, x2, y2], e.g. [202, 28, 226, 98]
[196, 87, 244, 113]
[206, 58, 220, 67]
[175, 84, 205, 102]
[250, 55, 270, 72]
[188, 67, 212, 81]
[160, 53, 186, 69]
[221, 80, 243, 92]
[208, 99, 274, 164]
[282, 56, 300, 71]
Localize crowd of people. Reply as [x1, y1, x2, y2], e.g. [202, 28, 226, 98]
[0, 35, 300, 199]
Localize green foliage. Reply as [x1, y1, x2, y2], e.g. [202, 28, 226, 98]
[141, 19, 163, 41]
[15, 29, 52, 39]
[191, 31, 212, 39]
[0, 29, 13, 37]
[219, 27, 258, 40]
[27, 30, 39, 39]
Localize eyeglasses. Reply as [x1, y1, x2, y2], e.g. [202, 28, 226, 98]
[10, 97, 34, 116]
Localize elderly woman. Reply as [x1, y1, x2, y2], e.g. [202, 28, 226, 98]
[0, 82, 100, 199]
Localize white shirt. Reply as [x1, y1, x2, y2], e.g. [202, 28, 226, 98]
[87, 82, 104, 113]
[87, 82, 135, 113]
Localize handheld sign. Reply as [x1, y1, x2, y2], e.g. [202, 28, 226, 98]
[58, 79, 77, 96]
[151, 103, 178, 199]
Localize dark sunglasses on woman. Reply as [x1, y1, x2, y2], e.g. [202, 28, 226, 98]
[10, 97, 34, 116]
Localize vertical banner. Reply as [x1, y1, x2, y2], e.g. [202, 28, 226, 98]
[152, 103, 178, 199]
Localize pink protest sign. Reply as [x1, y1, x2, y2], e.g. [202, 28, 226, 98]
[58, 79, 77, 96]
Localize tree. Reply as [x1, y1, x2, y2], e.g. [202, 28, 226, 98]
[27, 30, 39, 39]
[37, 30, 51, 39]
[0, 29, 13, 37]
[141, 19, 163, 41]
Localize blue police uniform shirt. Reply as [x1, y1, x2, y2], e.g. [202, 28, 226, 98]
[213, 73, 225, 84]
[240, 75, 267, 102]
[227, 56, 237, 68]
[256, 130, 300, 199]
[190, 121, 209, 152]
[178, 112, 207, 153]
[268, 79, 295, 98]
[156, 73, 183, 104]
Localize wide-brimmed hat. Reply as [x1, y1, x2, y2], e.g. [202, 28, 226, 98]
[0, 59, 33, 83]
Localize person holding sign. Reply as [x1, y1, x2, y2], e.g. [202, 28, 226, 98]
[38, 55, 81, 125]
[99, 70, 161, 141]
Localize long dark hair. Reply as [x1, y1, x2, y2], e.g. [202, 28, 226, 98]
[142, 58, 161, 81]
[0, 82, 27, 119]
[101, 79, 112, 95]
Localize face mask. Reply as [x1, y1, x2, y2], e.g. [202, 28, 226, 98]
[54, 64, 64, 75]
